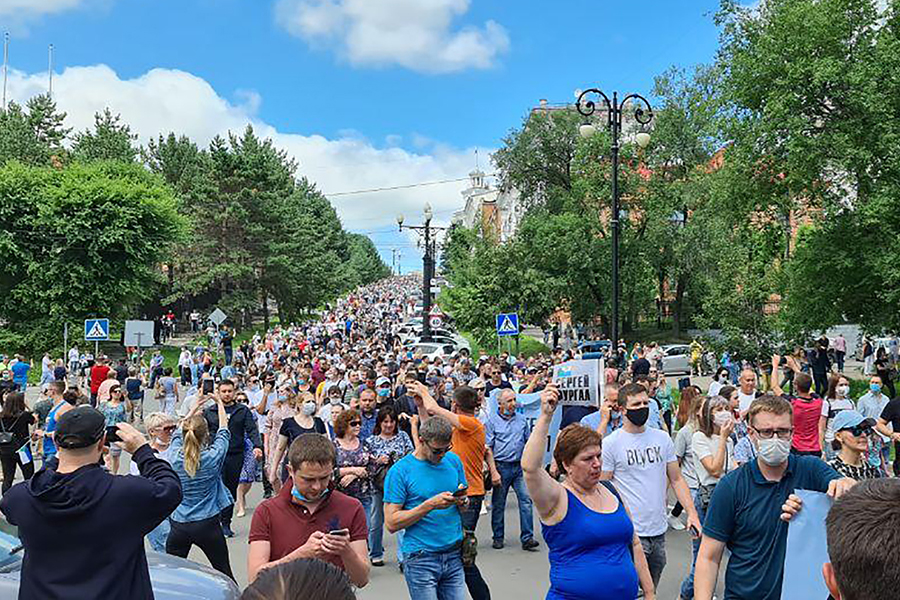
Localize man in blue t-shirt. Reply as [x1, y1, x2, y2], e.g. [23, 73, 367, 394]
[10, 356, 30, 392]
[384, 415, 468, 600]
[694, 394, 856, 600]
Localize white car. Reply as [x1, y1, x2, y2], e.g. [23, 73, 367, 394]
[408, 342, 458, 361]
[659, 344, 692, 375]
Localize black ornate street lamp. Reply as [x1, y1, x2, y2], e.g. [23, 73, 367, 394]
[575, 88, 653, 354]
[397, 203, 448, 342]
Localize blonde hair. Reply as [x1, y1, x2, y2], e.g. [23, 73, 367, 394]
[182, 415, 209, 477]
[144, 412, 175, 433]
[294, 391, 315, 408]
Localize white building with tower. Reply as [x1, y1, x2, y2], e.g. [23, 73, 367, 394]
[452, 168, 522, 243]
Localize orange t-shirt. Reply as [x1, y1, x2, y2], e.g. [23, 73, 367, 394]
[451, 414, 486, 496]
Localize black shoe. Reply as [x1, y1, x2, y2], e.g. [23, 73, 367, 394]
[222, 524, 235, 538]
[522, 539, 540, 552]
[492, 539, 504, 550]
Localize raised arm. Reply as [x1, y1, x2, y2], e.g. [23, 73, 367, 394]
[521, 385, 565, 523]
[408, 381, 461, 428]
[769, 355, 784, 396]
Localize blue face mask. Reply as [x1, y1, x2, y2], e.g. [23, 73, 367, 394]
[377, 388, 391, 397]
[871, 383, 882, 394]
[292, 485, 330, 504]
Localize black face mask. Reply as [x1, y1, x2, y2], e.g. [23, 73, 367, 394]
[625, 406, 650, 427]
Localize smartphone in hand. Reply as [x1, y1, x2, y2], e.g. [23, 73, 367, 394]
[328, 528, 350, 537]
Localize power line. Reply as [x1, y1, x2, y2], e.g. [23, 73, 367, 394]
[325, 174, 495, 198]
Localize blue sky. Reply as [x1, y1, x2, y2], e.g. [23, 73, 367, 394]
[4, 0, 722, 272]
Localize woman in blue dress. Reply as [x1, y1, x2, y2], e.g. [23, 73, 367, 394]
[522, 385, 655, 600]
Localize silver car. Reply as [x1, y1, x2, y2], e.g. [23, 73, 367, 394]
[0, 527, 240, 599]
[660, 344, 692, 375]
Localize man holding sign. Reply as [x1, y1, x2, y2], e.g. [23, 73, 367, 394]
[484, 389, 538, 551]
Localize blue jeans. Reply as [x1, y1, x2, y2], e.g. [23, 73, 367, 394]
[357, 494, 372, 531]
[369, 489, 405, 563]
[404, 548, 467, 600]
[147, 518, 170, 553]
[491, 461, 534, 544]
[679, 489, 707, 600]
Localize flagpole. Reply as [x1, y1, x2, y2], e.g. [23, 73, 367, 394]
[2, 33, 9, 111]
[48, 44, 53, 99]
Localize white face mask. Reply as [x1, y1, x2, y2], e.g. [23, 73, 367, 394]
[301, 401, 317, 416]
[836, 385, 850, 398]
[757, 437, 791, 466]
[713, 411, 733, 428]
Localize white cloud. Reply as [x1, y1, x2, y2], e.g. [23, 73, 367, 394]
[275, 0, 509, 74]
[5, 64, 485, 234]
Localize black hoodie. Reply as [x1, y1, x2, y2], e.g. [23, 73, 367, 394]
[0, 444, 182, 600]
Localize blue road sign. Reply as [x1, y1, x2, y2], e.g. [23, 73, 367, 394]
[84, 318, 110, 341]
[496, 313, 520, 337]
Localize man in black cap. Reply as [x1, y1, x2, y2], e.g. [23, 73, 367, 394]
[0, 406, 182, 600]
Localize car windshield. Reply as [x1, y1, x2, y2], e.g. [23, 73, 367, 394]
[416, 345, 438, 354]
[0, 520, 22, 571]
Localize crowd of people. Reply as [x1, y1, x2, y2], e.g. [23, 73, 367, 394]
[0, 274, 898, 599]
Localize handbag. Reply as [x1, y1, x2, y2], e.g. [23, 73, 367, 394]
[0, 415, 20, 447]
[373, 460, 391, 494]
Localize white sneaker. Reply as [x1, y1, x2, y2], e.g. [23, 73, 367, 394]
[667, 514, 686, 530]
[480, 503, 488, 515]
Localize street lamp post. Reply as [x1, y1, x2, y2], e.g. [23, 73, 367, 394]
[397, 203, 447, 341]
[575, 88, 653, 353]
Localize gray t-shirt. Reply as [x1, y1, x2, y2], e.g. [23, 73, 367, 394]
[674, 422, 699, 489]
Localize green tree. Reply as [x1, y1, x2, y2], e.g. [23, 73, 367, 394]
[345, 233, 391, 288]
[71, 108, 139, 163]
[0, 95, 70, 167]
[0, 161, 185, 353]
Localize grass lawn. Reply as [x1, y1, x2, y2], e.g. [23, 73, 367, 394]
[460, 332, 550, 358]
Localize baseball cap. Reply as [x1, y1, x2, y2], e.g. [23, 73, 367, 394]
[831, 410, 875, 433]
[375, 376, 392, 387]
[55, 406, 106, 449]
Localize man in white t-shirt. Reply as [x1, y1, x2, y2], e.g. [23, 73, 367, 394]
[601, 383, 701, 592]
[736, 369, 761, 414]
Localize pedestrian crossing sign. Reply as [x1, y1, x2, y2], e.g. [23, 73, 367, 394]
[84, 318, 110, 341]
[496, 313, 519, 337]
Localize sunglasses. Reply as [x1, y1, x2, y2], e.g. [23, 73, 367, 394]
[161, 425, 177, 433]
[427, 442, 453, 455]
[350, 421, 361, 426]
[841, 425, 871, 437]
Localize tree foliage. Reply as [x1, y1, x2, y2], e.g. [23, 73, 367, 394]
[0, 103, 390, 352]
[0, 161, 185, 352]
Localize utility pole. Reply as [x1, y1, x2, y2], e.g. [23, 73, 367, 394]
[576, 88, 653, 352]
[397, 204, 446, 341]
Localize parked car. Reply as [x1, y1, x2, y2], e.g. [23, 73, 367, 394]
[659, 344, 692, 375]
[0, 524, 240, 599]
[578, 340, 612, 355]
[407, 342, 458, 361]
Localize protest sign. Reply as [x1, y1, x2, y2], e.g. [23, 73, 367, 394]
[488, 389, 561, 466]
[552, 359, 601, 408]
[781, 489, 832, 600]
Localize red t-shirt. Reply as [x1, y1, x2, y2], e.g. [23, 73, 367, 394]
[89, 364, 111, 394]
[789, 394, 824, 452]
[248, 483, 367, 570]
